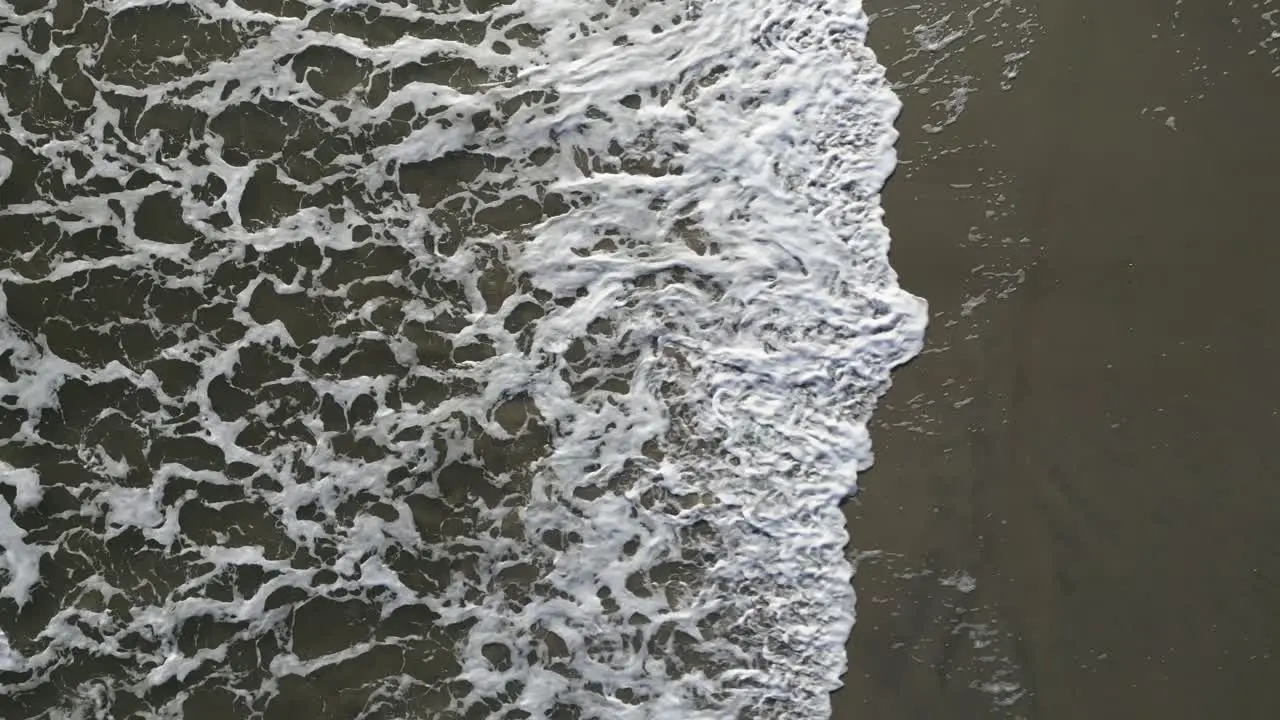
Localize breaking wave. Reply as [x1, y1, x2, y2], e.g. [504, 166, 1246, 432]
[0, 0, 924, 717]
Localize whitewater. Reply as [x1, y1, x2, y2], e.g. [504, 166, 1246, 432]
[0, 0, 926, 717]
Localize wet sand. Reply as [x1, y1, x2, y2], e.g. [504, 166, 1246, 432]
[837, 1, 1280, 718]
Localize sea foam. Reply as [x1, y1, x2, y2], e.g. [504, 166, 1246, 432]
[0, 0, 924, 717]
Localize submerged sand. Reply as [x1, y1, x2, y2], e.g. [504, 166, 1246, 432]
[838, 1, 1280, 717]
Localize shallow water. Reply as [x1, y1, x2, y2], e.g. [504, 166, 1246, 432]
[0, 0, 924, 717]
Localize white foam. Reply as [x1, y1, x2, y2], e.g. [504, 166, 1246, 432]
[0, 0, 924, 716]
[0, 495, 45, 608]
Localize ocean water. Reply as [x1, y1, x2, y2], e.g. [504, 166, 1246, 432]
[0, 0, 926, 717]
